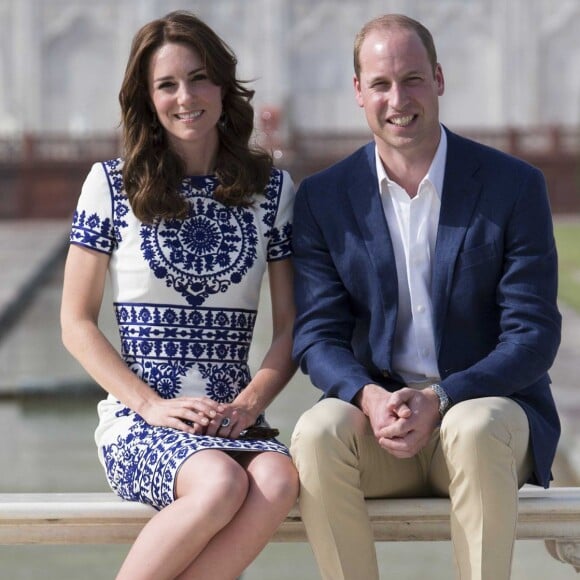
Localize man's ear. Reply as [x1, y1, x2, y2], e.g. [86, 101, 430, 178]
[353, 74, 364, 108]
[435, 64, 445, 96]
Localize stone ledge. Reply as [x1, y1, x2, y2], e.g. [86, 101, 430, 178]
[1, 487, 579, 572]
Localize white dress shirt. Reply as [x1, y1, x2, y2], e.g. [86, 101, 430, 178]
[375, 127, 447, 384]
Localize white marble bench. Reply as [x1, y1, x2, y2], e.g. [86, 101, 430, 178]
[1, 487, 579, 572]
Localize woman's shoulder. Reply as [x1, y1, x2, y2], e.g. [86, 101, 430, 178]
[101, 157, 125, 176]
[264, 166, 295, 198]
[76, 157, 129, 216]
[82, 157, 124, 183]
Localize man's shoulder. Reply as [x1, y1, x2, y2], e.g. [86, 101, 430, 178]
[446, 127, 542, 176]
[299, 142, 375, 189]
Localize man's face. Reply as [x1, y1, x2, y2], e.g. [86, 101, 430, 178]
[354, 27, 444, 157]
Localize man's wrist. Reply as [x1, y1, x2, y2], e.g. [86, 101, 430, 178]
[429, 383, 452, 417]
[354, 383, 383, 415]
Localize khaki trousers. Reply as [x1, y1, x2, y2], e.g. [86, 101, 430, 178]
[290, 396, 532, 580]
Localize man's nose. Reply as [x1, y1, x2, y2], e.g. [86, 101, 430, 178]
[389, 83, 408, 108]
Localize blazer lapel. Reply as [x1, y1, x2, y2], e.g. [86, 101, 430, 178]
[431, 130, 482, 352]
[346, 143, 399, 311]
[342, 136, 483, 359]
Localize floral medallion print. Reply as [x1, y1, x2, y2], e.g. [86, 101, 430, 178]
[141, 185, 258, 306]
[198, 362, 251, 403]
[125, 357, 188, 399]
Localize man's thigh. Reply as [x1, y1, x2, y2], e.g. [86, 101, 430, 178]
[295, 398, 437, 498]
[427, 396, 532, 495]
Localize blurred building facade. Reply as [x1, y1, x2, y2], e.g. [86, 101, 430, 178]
[0, 0, 579, 217]
[1, 0, 580, 135]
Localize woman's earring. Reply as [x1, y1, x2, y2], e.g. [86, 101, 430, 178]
[151, 114, 162, 144]
[218, 112, 228, 131]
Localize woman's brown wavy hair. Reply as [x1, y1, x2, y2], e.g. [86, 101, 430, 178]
[119, 10, 273, 223]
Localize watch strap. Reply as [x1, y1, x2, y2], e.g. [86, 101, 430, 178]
[430, 383, 451, 417]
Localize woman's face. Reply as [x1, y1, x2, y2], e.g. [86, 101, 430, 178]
[148, 42, 222, 160]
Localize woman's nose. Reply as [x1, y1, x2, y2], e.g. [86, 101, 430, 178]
[177, 83, 195, 105]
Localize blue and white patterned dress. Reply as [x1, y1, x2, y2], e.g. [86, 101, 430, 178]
[69, 158, 295, 510]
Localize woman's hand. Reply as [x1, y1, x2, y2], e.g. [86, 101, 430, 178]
[206, 402, 259, 439]
[139, 396, 224, 435]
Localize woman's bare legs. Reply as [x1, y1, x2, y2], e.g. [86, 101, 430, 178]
[177, 451, 299, 580]
[115, 450, 250, 580]
[115, 450, 298, 580]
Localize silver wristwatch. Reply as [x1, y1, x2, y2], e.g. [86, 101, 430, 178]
[430, 383, 451, 417]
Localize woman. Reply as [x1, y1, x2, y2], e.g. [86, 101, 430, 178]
[60, 11, 298, 580]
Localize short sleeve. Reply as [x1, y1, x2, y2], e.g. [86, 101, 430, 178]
[69, 162, 117, 255]
[265, 169, 295, 262]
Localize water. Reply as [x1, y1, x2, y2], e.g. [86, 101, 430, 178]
[0, 259, 578, 579]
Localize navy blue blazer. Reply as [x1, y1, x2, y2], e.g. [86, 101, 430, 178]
[292, 127, 562, 488]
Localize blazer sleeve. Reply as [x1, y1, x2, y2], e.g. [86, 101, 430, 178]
[292, 177, 377, 402]
[440, 164, 562, 403]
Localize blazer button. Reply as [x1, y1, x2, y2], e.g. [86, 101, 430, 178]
[381, 369, 390, 378]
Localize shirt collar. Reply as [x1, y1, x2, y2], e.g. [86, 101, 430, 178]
[375, 125, 448, 199]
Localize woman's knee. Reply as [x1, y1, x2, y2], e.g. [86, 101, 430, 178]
[248, 453, 299, 505]
[176, 451, 250, 511]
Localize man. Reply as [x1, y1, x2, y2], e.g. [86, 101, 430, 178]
[290, 13, 561, 580]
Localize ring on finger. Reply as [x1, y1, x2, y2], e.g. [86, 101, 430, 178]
[220, 417, 231, 428]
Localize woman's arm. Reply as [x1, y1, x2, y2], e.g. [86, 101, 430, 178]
[60, 244, 221, 433]
[222, 257, 297, 437]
